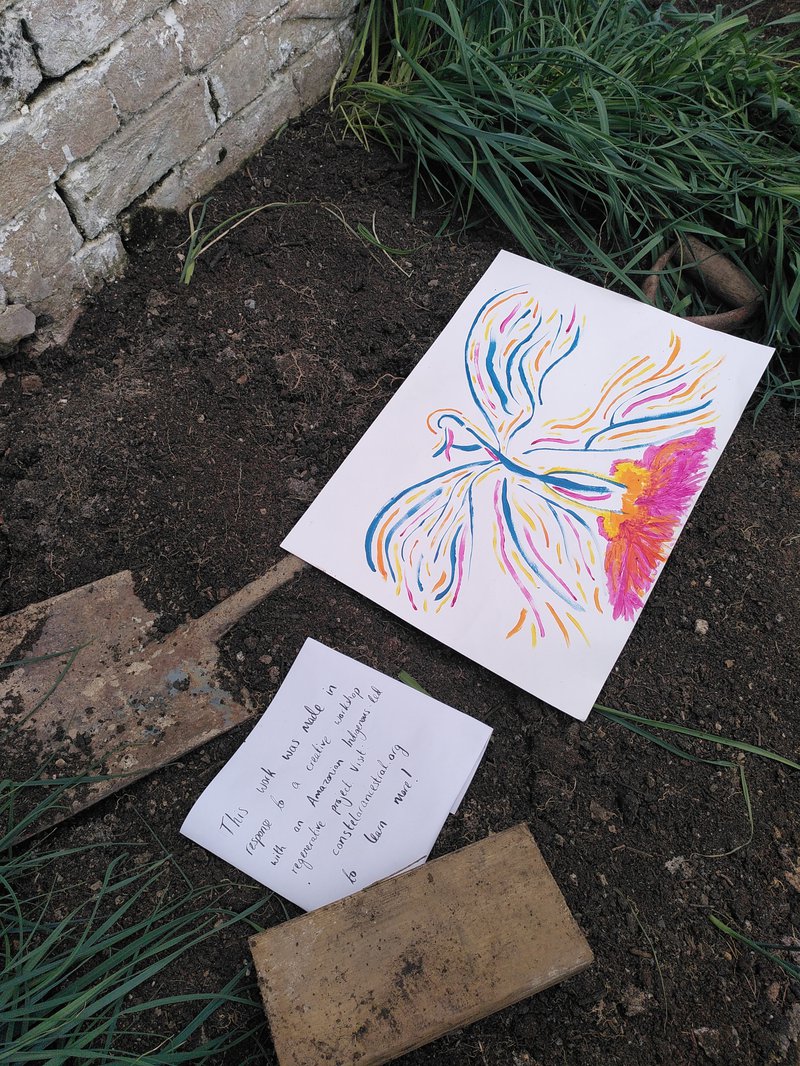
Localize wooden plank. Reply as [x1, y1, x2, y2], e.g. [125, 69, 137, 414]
[249, 823, 592, 1066]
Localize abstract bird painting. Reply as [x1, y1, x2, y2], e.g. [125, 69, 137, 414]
[284, 252, 773, 719]
[366, 287, 719, 644]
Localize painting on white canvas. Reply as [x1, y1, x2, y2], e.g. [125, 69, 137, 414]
[283, 251, 774, 720]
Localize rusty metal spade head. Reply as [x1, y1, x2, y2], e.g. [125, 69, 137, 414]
[1, 555, 305, 831]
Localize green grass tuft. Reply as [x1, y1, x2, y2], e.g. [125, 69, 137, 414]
[709, 913, 800, 982]
[0, 775, 269, 1064]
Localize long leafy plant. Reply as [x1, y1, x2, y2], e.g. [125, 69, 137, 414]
[338, 0, 800, 398]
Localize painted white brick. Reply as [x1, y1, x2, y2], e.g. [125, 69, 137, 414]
[290, 27, 343, 109]
[0, 302, 36, 347]
[0, 12, 42, 118]
[96, 12, 183, 117]
[28, 69, 119, 179]
[0, 189, 83, 305]
[27, 259, 86, 341]
[0, 0, 358, 346]
[207, 29, 275, 122]
[147, 68, 300, 212]
[59, 77, 216, 238]
[170, 0, 287, 71]
[18, 0, 164, 77]
[76, 230, 128, 288]
[0, 117, 52, 227]
[282, 0, 357, 19]
[273, 11, 341, 72]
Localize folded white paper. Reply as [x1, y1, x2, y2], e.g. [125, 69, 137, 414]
[181, 639, 492, 911]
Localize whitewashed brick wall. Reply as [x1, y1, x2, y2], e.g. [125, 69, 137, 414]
[0, 0, 356, 349]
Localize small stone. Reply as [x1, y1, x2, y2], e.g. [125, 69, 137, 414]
[757, 449, 782, 473]
[589, 799, 615, 824]
[0, 304, 36, 349]
[665, 855, 693, 877]
[620, 985, 652, 1017]
[244, 299, 256, 309]
[21, 373, 43, 395]
[692, 1027, 721, 1059]
[787, 1003, 800, 1043]
[694, 618, 709, 636]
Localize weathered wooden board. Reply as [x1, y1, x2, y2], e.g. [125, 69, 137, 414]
[249, 823, 593, 1066]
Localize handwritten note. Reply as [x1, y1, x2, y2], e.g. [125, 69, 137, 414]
[180, 639, 492, 910]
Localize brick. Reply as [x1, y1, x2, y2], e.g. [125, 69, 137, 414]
[0, 12, 42, 118]
[28, 69, 119, 179]
[0, 117, 52, 227]
[147, 68, 300, 213]
[0, 302, 36, 347]
[207, 28, 274, 122]
[170, 0, 287, 71]
[76, 230, 127, 289]
[273, 13, 338, 73]
[0, 190, 83, 305]
[27, 258, 86, 343]
[10, 234, 124, 345]
[282, 0, 357, 18]
[281, 0, 356, 18]
[18, 0, 164, 77]
[59, 77, 216, 238]
[96, 11, 183, 117]
[290, 27, 343, 109]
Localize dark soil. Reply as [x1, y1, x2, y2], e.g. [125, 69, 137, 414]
[2, 22, 799, 1066]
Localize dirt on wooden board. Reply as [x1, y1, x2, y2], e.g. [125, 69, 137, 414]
[1, 33, 799, 1066]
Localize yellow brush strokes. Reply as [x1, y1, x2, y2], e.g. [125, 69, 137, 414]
[566, 611, 589, 644]
[550, 356, 650, 431]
